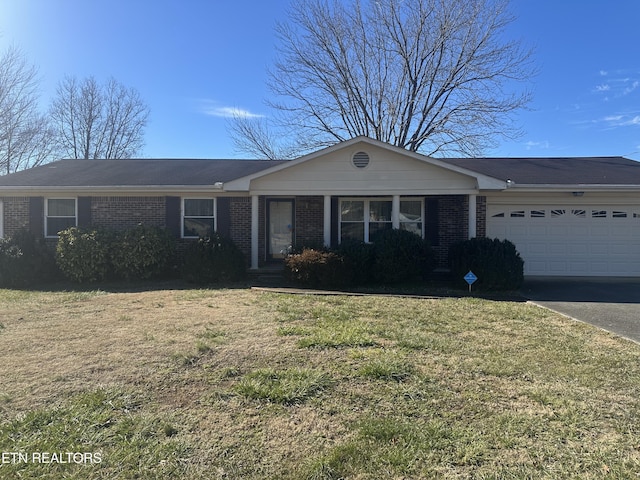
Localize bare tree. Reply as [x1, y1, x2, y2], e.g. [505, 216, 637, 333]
[0, 46, 55, 174]
[231, 0, 535, 159]
[50, 76, 149, 159]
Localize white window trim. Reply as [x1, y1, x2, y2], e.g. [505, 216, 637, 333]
[45, 198, 78, 238]
[181, 197, 217, 238]
[339, 197, 425, 243]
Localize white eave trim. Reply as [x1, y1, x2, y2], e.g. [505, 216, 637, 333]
[0, 184, 224, 194]
[506, 184, 640, 192]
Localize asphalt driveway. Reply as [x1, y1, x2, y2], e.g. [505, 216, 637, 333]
[521, 277, 640, 343]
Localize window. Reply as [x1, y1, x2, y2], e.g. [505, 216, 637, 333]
[399, 200, 423, 236]
[340, 198, 423, 243]
[183, 198, 215, 238]
[368, 200, 392, 238]
[46, 198, 77, 237]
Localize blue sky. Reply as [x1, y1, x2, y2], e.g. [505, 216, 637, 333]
[1, 0, 639, 160]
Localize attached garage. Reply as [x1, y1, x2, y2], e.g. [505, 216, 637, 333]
[486, 202, 640, 276]
[444, 156, 640, 278]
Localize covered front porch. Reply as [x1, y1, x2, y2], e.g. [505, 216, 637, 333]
[247, 194, 484, 269]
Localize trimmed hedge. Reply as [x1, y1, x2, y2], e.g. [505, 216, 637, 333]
[56, 225, 177, 283]
[284, 229, 435, 288]
[181, 233, 247, 284]
[56, 227, 113, 283]
[0, 229, 58, 287]
[448, 237, 524, 290]
[111, 225, 176, 280]
[284, 249, 350, 288]
[370, 229, 435, 284]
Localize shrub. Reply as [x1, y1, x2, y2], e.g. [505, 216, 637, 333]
[448, 237, 524, 290]
[0, 229, 58, 287]
[56, 227, 113, 283]
[182, 233, 247, 284]
[111, 225, 176, 280]
[334, 239, 375, 285]
[370, 229, 435, 284]
[284, 248, 351, 288]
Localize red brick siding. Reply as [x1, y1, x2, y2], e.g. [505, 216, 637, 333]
[295, 196, 324, 249]
[432, 195, 467, 268]
[2, 197, 30, 237]
[91, 196, 165, 231]
[229, 197, 252, 265]
[476, 195, 486, 238]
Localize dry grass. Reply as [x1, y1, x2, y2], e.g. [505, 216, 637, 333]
[0, 286, 639, 479]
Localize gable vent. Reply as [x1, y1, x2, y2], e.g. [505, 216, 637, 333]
[352, 151, 370, 168]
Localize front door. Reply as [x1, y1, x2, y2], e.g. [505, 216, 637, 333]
[267, 199, 294, 260]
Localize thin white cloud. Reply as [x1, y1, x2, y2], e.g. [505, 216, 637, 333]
[602, 114, 640, 127]
[206, 106, 264, 119]
[623, 80, 639, 95]
[197, 99, 264, 119]
[595, 84, 610, 92]
[599, 70, 608, 76]
[523, 140, 550, 150]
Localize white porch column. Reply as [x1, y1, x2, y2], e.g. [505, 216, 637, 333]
[392, 195, 400, 229]
[323, 195, 332, 247]
[468, 194, 477, 239]
[251, 195, 259, 270]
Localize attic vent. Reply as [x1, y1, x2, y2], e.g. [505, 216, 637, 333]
[352, 151, 370, 168]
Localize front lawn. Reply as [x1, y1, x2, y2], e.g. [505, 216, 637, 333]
[0, 287, 638, 478]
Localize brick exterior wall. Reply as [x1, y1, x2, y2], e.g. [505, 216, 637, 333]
[91, 196, 166, 231]
[476, 195, 486, 238]
[295, 196, 324, 249]
[432, 195, 468, 268]
[2, 193, 487, 271]
[1, 197, 30, 237]
[229, 197, 252, 265]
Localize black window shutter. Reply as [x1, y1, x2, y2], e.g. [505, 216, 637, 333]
[77, 197, 91, 228]
[330, 196, 339, 248]
[216, 197, 231, 237]
[165, 196, 181, 237]
[29, 197, 44, 237]
[425, 198, 439, 246]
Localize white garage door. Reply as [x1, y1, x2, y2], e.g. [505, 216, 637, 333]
[486, 205, 640, 276]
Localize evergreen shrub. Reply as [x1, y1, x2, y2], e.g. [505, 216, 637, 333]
[0, 229, 58, 287]
[182, 233, 247, 284]
[56, 227, 113, 283]
[448, 237, 524, 290]
[111, 225, 176, 280]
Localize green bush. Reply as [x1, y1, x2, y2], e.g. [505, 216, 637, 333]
[448, 237, 524, 290]
[284, 249, 351, 288]
[334, 239, 375, 285]
[370, 229, 435, 284]
[0, 229, 58, 287]
[182, 233, 247, 284]
[56, 227, 113, 283]
[111, 225, 176, 280]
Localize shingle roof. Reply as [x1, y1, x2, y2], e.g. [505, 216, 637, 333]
[1, 155, 639, 189]
[0, 158, 288, 187]
[440, 156, 640, 185]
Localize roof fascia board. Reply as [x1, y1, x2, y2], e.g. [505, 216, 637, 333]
[508, 184, 640, 192]
[0, 185, 224, 194]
